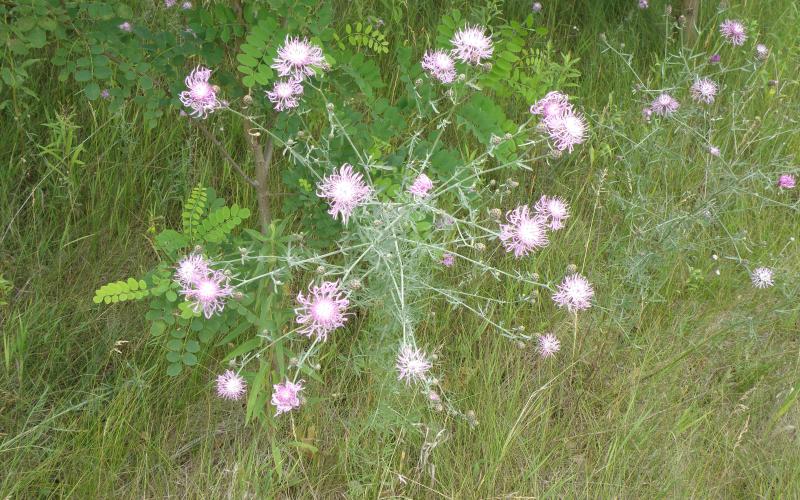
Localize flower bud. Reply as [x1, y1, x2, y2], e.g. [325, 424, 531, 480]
[326, 102, 334, 112]
[566, 263, 578, 274]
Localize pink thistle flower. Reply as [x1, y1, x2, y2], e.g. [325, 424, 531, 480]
[778, 174, 796, 189]
[552, 273, 594, 312]
[181, 1, 191, 8]
[642, 107, 653, 122]
[756, 44, 769, 60]
[750, 267, 774, 288]
[396, 345, 432, 384]
[266, 79, 303, 111]
[543, 111, 587, 152]
[180, 270, 234, 319]
[450, 25, 493, 65]
[295, 281, 350, 341]
[164, 0, 176, 7]
[532, 2, 543, 12]
[708, 145, 721, 157]
[175, 253, 211, 286]
[100, 89, 111, 99]
[709, 54, 721, 64]
[638, 0, 649, 8]
[441, 253, 455, 267]
[179, 66, 220, 119]
[500, 205, 549, 258]
[534, 195, 570, 230]
[316, 163, 373, 224]
[720, 20, 747, 46]
[216, 370, 246, 400]
[421, 50, 457, 84]
[118, 22, 132, 32]
[272, 36, 328, 81]
[530, 91, 573, 119]
[409, 173, 434, 198]
[651, 93, 679, 116]
[690, 78, 718, 104]
[537, 334, 561, 358]
[271, 379, 304, 416]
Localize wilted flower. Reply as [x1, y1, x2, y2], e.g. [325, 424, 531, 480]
[266, 79, 304, 111]
[651, 93, 679, 116]
[272, 36, 328, 81]
[181, 1, 191, 8]
[271, 379, 304, 415]
[638, 0, 649, 8]
[530, 91, 573, 119]
[316, 163, 373, 224]
[409, 173, 434, 198]
[552, 273, 594, 312]
[642, 107, 653, 121]
[537, 334, 561, 358]
[500, 205, 549, 257]
[750, 267, 774, 288]
[451, 25, 493, 65]
[179, 66, 220, 119]
[216, 370, 246, 400]
[441, 253, 455, 267]
[720, 20, 747, 46]
[181, 270, 234, 319]
[690, 78, 718, 104]
[708, 145, 721, 157]
[421, 50, 457, 84]
[709, 54, 721, 64]
[532, 2, 542, 12]
[295, 281, 350, 341]
[535, 195, 570, 230]
[118, 22, 132, 32]
[543, 111, 587, 152]
[396, 345, 432, 384]
[164, 0, 176, 7]
[778, 174, 796, 189]
[755, 44, 769, 60]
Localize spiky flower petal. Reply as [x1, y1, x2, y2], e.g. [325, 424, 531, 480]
[530, 91, 573, 119]
[396, 345, 432, 384]
[409, 173, 434, 198]
[451, 25, 493, 65]
[317, 163, 373, 224]
[543, 111, 587, 152]
[552, 273, 594, 312]
[216, 370, 246, 400]
[720, 20, 747, 46]
[179, 66, 220, 119]
[271, 379, 304, 415]
[651, 93, 679, 116]
[500, 205, 549, 258]
[537, 334, 561, 358]
[750, 267, 774, 288]
[778, 174, 796, 189]
[535, 195, 570, 230]
[272, 36, 328, 81]
[421, 50, 457, 83]
[690, 78, 718, 104]
[295, 281, 350, 341]
[266, 79, 304, 111]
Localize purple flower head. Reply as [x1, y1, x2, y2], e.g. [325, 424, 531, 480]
[216, 370, 246, 400]
[396, 345, 432, 384]
[181, 270, 234, 319]
[179, 66, 220, 119]
[642, 107, 653, 121]
[651, 93, 679, 116]
[164, 0, 176, 6]
[532, 2, 543, 12]
[552, 273, 594, 312]
[175, 253, 211, 287]
[530, 91, 573, 119]
[181, 1, 191, 8]
[317, 163, 373, 224]
[543, 111, 587, 152]
[534, 195, 570, 230]
[295, 281, 349, 341]
[266, 79, 303, 111]
[709, 54, 721, 64]
[272, 36, 328, 81]
[690, 78, 718, 104]
[441, 253, 455, 267]
[756, 44, 769, 60]
[720, 20, 747, 46]
[537, 334, 561, 358]
[100, 89, 111, 99]
[271, 379, 304, 416]
[750, 267, 774, 288]
[118, 22, 132, 32]
[422, 50, 457, 84]
[409, 173, 434, 199]
[638, 0, 649, 8]
[451, 25, 493, 65]
[708, 145, 721, 157]
[778, 174, 796, 189]
[500, 205, 549, 258]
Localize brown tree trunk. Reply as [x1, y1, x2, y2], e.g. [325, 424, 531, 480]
[244, 122, 273, 232]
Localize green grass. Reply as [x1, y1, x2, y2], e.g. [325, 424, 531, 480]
[2, 0, 800, 497]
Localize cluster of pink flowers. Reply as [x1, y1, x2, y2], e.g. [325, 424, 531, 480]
[175, 254, 234, 319]
[266, 36, 328, 112]
[778, 174, 796, 189]
[441, 253, 455, 267]
[420, 25, 492, 83]
[179, 66, 221, 118]
[720, 20, 747, 46]
[500, 195, 570, 257]
[531, 91, 587, 152]
[690, 78, 718, 104]
[295, 281, 350, 341]
[216, 370, 247, 400]
[408, 173, 434, 199]
[552, 273, 594, 312]
[271, 379, 304, 415]
[317, 163, 373, 224]
[396, 345, 432, 384]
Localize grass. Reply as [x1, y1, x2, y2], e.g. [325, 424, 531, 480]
[2, 0, 800, 497]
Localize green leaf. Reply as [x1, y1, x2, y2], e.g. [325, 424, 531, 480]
[74, 70, 92, 82]
[150, 321, 167, 337]
[166, 363, 183, 376]
[185, 340, 201, 353]
[182, 352, 198, 366]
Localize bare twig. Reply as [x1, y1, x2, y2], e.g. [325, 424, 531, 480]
[194, 121, 258, 188]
